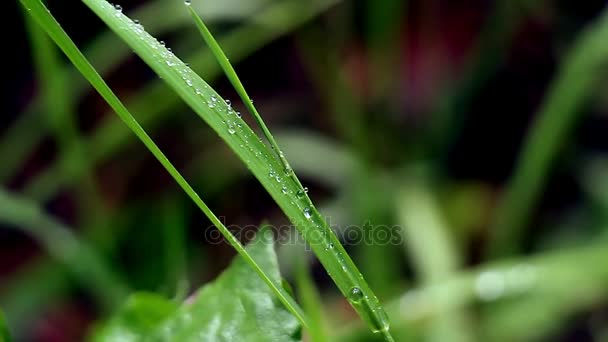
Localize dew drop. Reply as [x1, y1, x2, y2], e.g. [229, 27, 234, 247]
[134, 19, 140, 24]
[296, 187, 309, 198]
[303, 207, 312, 219]
[186, 79, 193, 87]
[349, 287, 364, 304]
[160, 40, 166, 46]
[225, 99, 231, 106]
[228, 126, 236, 135]
[236, 111, 242, 118]
[281, 186, 288, 194]
[184, 0, 192, 5]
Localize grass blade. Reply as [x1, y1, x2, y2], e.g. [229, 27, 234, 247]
[76, 0, 391, 337]
[185, 3, 391, 337]
[20, 0, 341, 203]
[186, 4, 296, 178]
[488, 7, 608, 257]
[19, 0, 309, 330]
[3, 4, 342, 324]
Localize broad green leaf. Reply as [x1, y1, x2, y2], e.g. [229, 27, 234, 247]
[93, 227, 300, 342]
[92, 293, 178, 342]
[154, 226, 300, 342]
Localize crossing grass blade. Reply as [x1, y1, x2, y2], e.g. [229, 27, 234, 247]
[19, 0, 309, 330]
[184, 4, 392, 339]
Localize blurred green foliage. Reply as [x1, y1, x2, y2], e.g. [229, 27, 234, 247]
[3, 0, 608, 341]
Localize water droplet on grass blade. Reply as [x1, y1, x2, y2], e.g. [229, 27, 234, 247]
[349, 287, 364, 304]
[303, 207, 312, 219]
[184, 0, 192, 5]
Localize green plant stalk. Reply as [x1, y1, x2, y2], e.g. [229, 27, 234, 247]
[20, 0, 310, 330]
[184, 3, 391, 338]
[488, 7, 608, 257]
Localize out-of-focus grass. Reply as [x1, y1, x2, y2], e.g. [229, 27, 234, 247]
[0, 189, 129, 313]
[1, 0, 342, 332]
[489, 6, 608, 257]
[3, 0, 608, 340]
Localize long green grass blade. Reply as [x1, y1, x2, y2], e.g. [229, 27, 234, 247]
[488, 7, 608, 257]
[184, 2, 391, 337]
[186, 4, 296, 180]
[71, 0, 392, 337]
[0, 0, 272, 184]
[19, 0, 341, 203]
[19, 0, 309, 330]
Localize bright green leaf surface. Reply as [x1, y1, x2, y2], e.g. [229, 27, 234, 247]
[92, 293, 178, 342]
[93, 227, 300, 342]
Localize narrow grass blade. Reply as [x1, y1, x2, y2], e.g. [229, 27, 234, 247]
[186, 4, 296, 180]
[0, 189, 129, 310]
[0, 0, 274, 184]
[19, 0, 309, 329]
[20, 0, 341, 203]
[184, 3, 391, 337]
[488, 7, 608, 257]
[22, 4, 105, 227]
